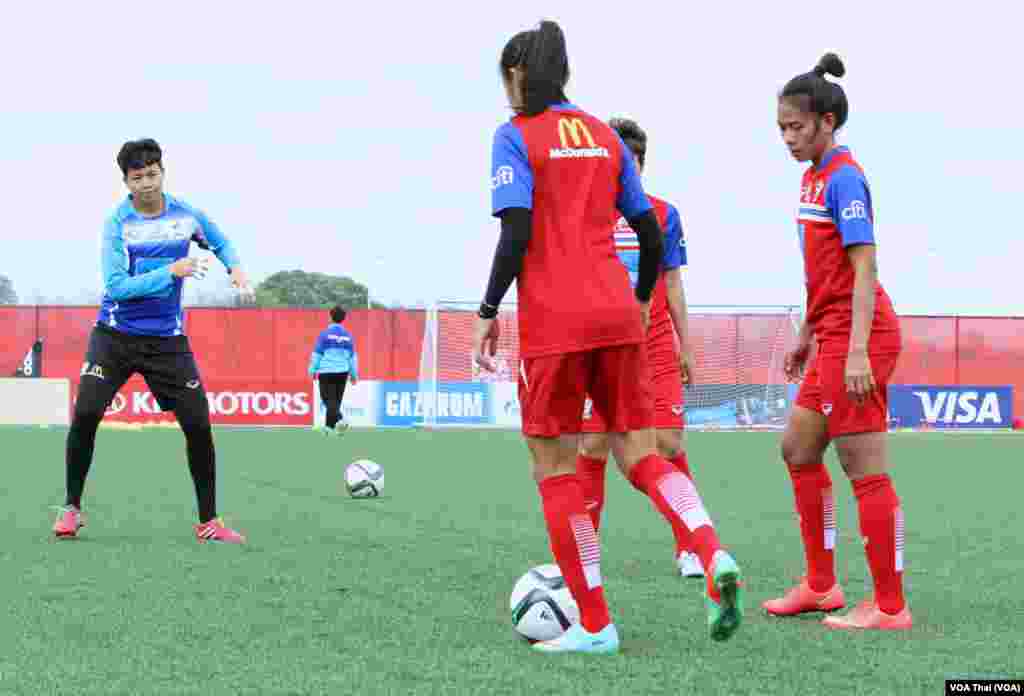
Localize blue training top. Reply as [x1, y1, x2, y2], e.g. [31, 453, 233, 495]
[309, 323, 359, 377]
[96, 193, 240, 337]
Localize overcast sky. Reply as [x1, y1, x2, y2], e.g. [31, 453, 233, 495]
[2, 1, 1019, 315]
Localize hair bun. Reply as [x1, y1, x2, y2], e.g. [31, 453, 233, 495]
[814, 53, 846, 78]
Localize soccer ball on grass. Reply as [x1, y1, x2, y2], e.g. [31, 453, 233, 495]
[345, 459, 383, 498]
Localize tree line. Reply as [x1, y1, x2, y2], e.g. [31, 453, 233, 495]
[0, 271, 391, 309]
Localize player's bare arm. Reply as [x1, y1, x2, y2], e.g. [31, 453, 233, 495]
[664, 268, 695, 384]
[846, 243, 878, 402]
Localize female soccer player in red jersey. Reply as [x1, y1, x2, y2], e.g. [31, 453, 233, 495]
[764, 53, 911, 630]
[576, 117, 705, 579]
[472, 21, 743, 654]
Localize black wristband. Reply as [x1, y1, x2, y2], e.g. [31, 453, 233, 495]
[478, 302, 498, 319]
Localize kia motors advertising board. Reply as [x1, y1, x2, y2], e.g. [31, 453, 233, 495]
[76, 378, 315, 426]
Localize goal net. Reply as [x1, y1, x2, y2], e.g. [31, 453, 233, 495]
[416, 301, 801, 430]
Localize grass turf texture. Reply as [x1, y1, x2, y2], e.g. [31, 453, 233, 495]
[1, 428, 1020, 695]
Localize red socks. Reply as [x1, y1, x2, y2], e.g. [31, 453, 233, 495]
[669, 451, 693, 479]
[576, 455, 607, 531]
[787, 464, 837, 592]
[853, 474, 905, 615]
[668, 453, 695, 557]
[538, 474, 611, 632]
[628, 454, 722, 597]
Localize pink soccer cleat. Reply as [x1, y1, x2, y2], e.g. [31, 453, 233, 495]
[194, 517, 246, 544]
[53, 506, 84, 539]
[822, 598, 913, 631]
[763, 577, 846, 616]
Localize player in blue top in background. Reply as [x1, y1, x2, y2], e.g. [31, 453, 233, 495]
[53, 139, 250, 544]
[309, 305, 359, 435]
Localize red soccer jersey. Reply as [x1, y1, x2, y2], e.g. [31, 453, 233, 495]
[612, 195, 686, 348]
[797, 147, 900, 354]
[491, 104, 653, 358]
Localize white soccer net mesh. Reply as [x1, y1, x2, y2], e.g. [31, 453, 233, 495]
[417, 302, 800, 429]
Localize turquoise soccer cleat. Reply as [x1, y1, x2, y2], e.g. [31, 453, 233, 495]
[706, 550, 744, 642]
[531, 623, 620, 655]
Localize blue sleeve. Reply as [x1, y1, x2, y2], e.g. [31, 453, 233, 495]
[192, 207, 241, 269]
[491, 123, 533, 216]
[615, 136, 652, 219]
[827, 165, 875, 247]
[102, 217, 175, 301]
[308, 331, 325, 374]
[346, 330, 359, 379]
[661, 204, 686, 270]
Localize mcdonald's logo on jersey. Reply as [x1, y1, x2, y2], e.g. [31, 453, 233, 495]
[550, 118, 610, 160]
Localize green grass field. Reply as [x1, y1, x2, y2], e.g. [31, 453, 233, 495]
[1, 427, 1021, 695]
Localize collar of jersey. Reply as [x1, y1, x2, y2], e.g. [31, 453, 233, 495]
[116, 193, 177, 222]
[548, 102, 579, 112]
[815, 146, 849, 172]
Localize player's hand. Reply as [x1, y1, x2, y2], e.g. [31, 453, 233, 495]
[783, 341, 812, 382]
[473, 317, 500, 372]
[679, 345, 696, 385]
[845, 348, 875, 405]
[640, 300, 651, 333]
[170, 257, 209, 279]
[350, 375, 358, 386]
[230, 267, 256, 303]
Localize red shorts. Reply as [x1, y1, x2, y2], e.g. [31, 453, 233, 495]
[582, 342, 683, 432]
[795, 350, 900, 438]
[519, 343, 654, 437]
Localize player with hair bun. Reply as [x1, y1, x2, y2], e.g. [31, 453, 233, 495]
[764, 54, 911, 630]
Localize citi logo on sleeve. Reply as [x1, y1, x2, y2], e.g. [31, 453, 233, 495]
[841, 200, 868, 220]
[492, 165, 514, 190]
[550, 118, 609, 160]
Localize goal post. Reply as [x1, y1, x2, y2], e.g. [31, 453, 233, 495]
[415, 301, 521, 429]
[416, 301, 801, 430]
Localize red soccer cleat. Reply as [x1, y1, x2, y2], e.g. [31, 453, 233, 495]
[763, 577, 846, 616]
[194, 518, 246, 544]
[822, 598, 913, 631]
[53, 506, 84, 539]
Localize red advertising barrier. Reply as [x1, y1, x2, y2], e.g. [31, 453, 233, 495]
[1, 307, 1021, 421]
[72, 377, 315, 427]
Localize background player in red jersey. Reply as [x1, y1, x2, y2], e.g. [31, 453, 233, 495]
[575, 118, 705, 579]
[764, 54, 911, 631]
[473, 20, 743, 654]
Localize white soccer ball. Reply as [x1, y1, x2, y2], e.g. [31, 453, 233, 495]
[345, 459, 384, 498]
[509, 564, 579, 642]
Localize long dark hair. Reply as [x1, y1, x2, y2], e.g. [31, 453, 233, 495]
[499, 20, 570, 116]
[780, 53, 849, 130]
